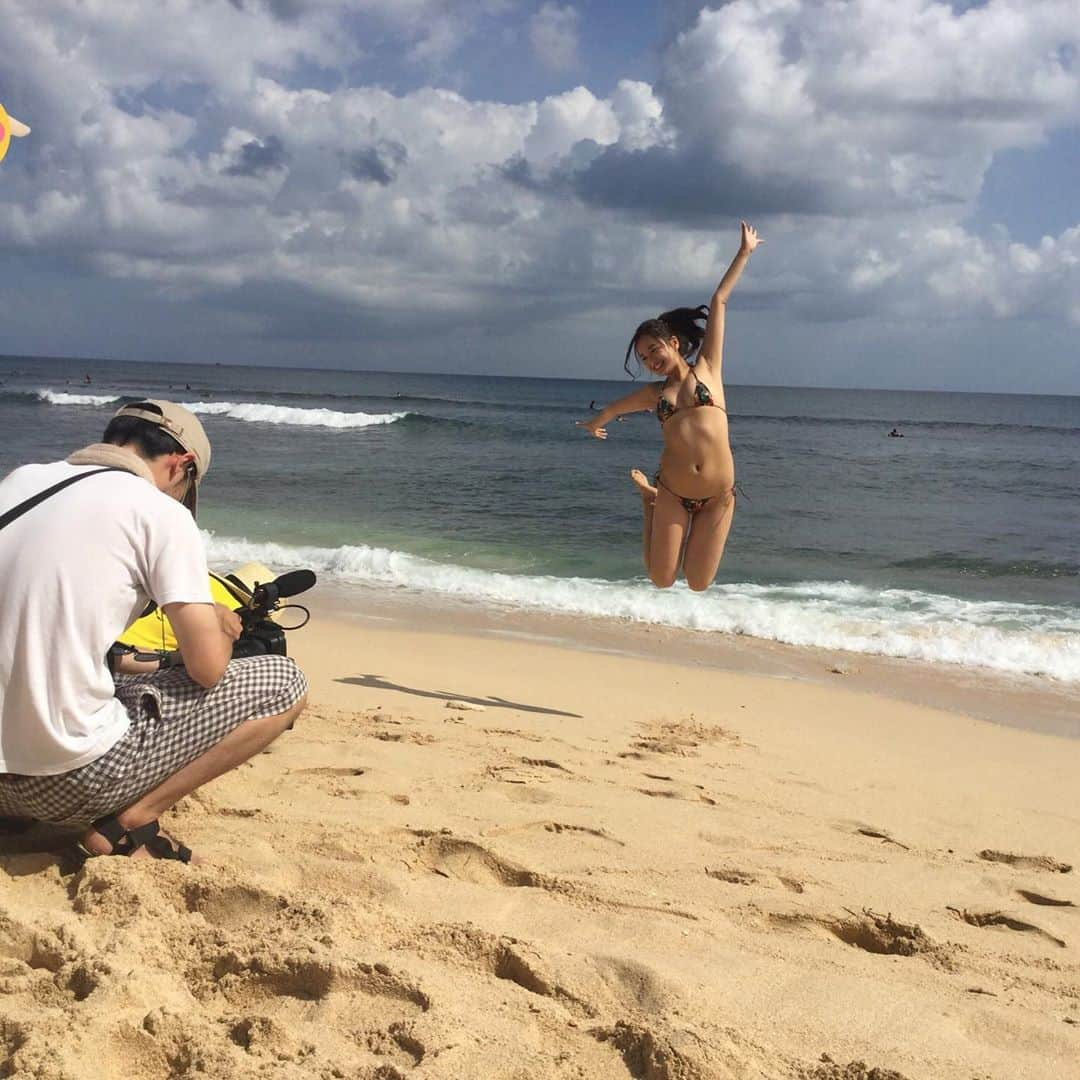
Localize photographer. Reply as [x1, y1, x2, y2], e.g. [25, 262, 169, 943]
[0, 400, 307, 862]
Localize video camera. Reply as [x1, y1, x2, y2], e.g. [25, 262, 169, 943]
[231, 569, 317, 658]
[119, 567, 317, 671]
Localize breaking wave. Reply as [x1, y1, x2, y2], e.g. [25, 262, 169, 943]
[181, 400, 409, 429]
[203, 533, 1080, 683]
[35, 389, 121, 407]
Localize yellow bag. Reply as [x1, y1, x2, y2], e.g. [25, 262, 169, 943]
[117, 570, 256, 652]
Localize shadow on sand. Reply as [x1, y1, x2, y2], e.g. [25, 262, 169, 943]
[335, 674, 583, 719]
[0, 818, 81, 875]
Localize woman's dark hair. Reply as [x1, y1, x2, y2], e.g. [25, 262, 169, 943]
[624, 305, 709, 377]
[102, 402, 186, 459]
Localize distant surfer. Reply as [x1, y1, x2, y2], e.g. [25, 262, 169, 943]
[578, 221, 762, 591]
[888, 427, 903, 438]
[84, 373, 92, 384]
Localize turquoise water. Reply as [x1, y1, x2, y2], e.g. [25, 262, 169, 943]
[3, 356, 1078, 681]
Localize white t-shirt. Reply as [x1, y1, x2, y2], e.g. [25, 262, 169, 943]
[0, 462, 213, 775]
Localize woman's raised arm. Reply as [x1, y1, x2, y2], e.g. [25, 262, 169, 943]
[699, 221, 762, 374]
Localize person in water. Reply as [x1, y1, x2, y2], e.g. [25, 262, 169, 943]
[577, 221, 762, 591]
[888, 427, 904, 438]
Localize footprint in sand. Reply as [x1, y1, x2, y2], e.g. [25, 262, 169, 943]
[372, 730, 435, 745]
[413, 833, 552, 889]
[484, 763, 545, 785]
[705, 868, 807, 893]
[948, 906, 1067, 948]
[825, 913, 932, 957]
[413, 833, 700, 923]
[520, 757, 573, 773]
[290, 765, 411, 805]
[482, 763, 559, 803]
[625, 716, 742, 758]
[295, 765, 367, 778]
[501, 785, 555, 805]
[592, 1019, 760, 1080]
[208, 955, 429, 1010]
[978, 849, 1072, 873]
[850, 824, 911, 850]
[422, 923, 596, 1018]
[637, 785, 719, 807]
[181, 880, 299, 931]
[484, 821, 626, 848]
[1016, 889, 1075, 908]
[773, 909, 953, 967]
[481, 727, 545, 743]
[423, 923, 681, 1021]
[706, 867, 757, 886]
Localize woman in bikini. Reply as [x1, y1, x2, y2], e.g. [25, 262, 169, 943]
[577, 221, 762, 591]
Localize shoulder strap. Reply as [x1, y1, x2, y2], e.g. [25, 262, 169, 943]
[0, 467, 125, 532]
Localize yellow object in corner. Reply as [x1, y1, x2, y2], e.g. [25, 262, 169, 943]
[118, 572, 252, 653]
[0, 104, 31, 164]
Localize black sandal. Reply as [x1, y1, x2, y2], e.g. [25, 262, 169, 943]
[77, 814, 192, 863]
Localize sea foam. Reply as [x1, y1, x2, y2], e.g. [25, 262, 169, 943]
[36, 390, 120, 407]
[181, 401, 408, 429]
[203, 533, 1080, 683]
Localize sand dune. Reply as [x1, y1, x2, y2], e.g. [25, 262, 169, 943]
[1, 618, 1078, 1078]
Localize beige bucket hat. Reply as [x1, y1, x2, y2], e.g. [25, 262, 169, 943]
[111, 399, 211, 517]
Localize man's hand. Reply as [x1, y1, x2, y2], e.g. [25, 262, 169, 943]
[216, 603, 242, 642]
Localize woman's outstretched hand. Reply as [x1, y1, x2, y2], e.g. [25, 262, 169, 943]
[576, 417, 608, 440]
[740, 220, 763, 254]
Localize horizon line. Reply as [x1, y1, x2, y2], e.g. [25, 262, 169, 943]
[1, 352, 1077, 400]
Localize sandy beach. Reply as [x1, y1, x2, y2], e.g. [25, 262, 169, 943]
[2, 609, 1078, 1079]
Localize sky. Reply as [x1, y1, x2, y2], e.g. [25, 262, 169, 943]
[0, 0, 1077, 394]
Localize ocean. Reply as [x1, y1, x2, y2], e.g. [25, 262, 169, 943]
[2, 355, 1078, 684]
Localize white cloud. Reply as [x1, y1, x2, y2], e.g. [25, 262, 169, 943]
[656, 0, 1080, 211]
[609, 80, 667, 151]
[529, 2, 581, 71]
[523, 86, 619, 163]
[0, 0, 1077, 365]
[924, 224, 1080, 323]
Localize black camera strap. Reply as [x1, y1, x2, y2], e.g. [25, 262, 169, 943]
[0, 467, 124, 532]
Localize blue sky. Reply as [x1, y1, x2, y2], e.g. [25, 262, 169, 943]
[0, 1, 1077, 393]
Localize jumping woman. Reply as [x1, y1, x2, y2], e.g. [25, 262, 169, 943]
[577, 221, 762, 591]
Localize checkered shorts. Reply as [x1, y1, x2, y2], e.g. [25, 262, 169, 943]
[0, 655, 306, 827]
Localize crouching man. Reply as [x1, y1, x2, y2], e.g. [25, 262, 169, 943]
[0, 400, 307, 861]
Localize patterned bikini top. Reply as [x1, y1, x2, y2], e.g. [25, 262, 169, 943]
[656, 366, 722, 425]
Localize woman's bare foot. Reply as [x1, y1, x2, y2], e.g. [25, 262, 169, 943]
[630, 469, 657, 504]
